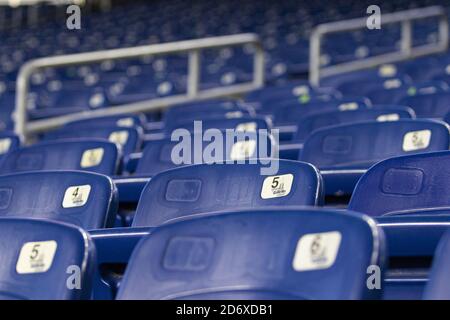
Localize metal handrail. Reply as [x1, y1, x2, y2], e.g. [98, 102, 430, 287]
[15, 33, 265, 140]
[309, 6, 449, 86]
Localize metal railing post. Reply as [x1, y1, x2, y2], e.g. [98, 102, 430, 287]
[15, 64, 33, 141]
[401, 20, 413, 56]
[253, 43, 265, 88]
[439, 14, 449, 51]
[309, 29, 322, 87]
[187, 50, 201, 97]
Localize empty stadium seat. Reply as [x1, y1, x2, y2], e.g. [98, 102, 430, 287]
[0, 171, 117, 229]
[349, 151, 450, 217]
[398, 92, 450, 118]
[339, 76, 410, 98]
[300, 119, 450, 170]
[132, 160, 323, 227]
[134, 131, 277, 177]
[64, 114, 146, 129]
[364, 80, 447, 105]
[163, 101, 254, 127]
[271, 99, 370, 126]
[163, 116, 271, 135]
[117, 208, 386, 299]
[248, 83, 342, 109]
[42, 126, 142, 157]
[423, 230, 450, 299]
[293, 107, 415, 143]
[0, 218, 95, 300]
[321, 64, 406, 90]
[0, 139, 119, 175]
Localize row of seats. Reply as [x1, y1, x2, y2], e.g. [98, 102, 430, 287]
[2, 205, 450, 299]
[1, 149, 450, 231]
[0, 117, 448, 198]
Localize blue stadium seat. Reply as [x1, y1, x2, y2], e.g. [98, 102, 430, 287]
[349, 151, 450, 217]
[163, 101, 254, 127]
[0, 139, 119, 176]
[64, 114, 146, 129]
[132, 160, 323, 227]
[300, 119, 450, 170]
[364, 80, 447, 105]
[423, 230, 450, 299]
[0, 171, 117, 229]
[321, 64, 405, 90]
[337, 76, 410, 98]
[0, 218, 95, 300]
[117, 208, 386, 299]
[135, 131, 277, 177]
[29, 87, 107, 111]
[398, 92, 450, 118]
[42, 126, 142, 157]
[248, 83, 341, 108]
[293, 107, 415, 143]
[271, 99, 370, 126]
[163, 116, 271, 135]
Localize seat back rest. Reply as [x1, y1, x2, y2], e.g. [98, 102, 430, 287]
[133, 160, 323, 227]
[64, 114, 146, 129]
[118, 208, 385, 300]
[294, 107, 415, 143]
[0, 218, 95, 300]
[42, 126, 142, 157]
[0, 171, 118, 229]
[399, 92, 450, 118]
[349, 151, 450, 217]
[0, 139, 119, 176]
[135, 131, 278, 177]
[163, 101, 253, 127]
[272, 99, 369, 126]
[300, 120, 450, 170]
[424, 230, 450, 300]
[164, 116, 270, 135]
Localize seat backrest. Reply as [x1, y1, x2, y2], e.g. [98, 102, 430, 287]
[322, 63, 404, 89]
[64, 114, 145, 129]
[365, 84, 410, 105]
[348, 151, 450, 217]
[399, 92, 450, 118]
[43, 126, 141, 158]
[163, 101, 253, 127]
[0, 218, 95, 300]
[0, 132, 20, 158]
[293, 107, 415, 143]
[271, 99, 369, 126]
[335, 72, 409, 97]
[245, 81, 315, 101]
[255, 85, 341, 108]
[0, 171, 117, 229]
[0, 139, 119, 176]
[133, 160, 323, 227]
[423, 230, 450, 299]
[164, 116, 270, 135]
[300, 120, 449, 170]
[135, 131, 277, 177]
[118, 208, 385, 300]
